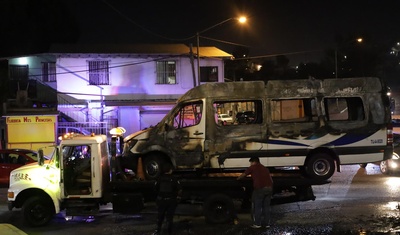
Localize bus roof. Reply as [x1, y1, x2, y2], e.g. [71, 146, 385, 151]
[177, 77, 387, 102]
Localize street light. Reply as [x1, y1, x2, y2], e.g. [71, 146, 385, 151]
[196, 16, 247, 86]
[335, 37, 363, 78]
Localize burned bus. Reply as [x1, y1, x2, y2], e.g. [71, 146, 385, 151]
[123, 77, 393, 180]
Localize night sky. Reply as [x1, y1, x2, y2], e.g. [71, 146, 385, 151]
[1, 0, 399, 64]
[65, 0, 400, 62]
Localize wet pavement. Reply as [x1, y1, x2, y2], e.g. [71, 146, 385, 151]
[2, 164, 400, 234]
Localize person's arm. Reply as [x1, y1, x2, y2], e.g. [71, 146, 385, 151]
[237, 172, 247, 180]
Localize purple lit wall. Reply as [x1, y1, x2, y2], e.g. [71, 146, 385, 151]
[55, 55, 225, 134]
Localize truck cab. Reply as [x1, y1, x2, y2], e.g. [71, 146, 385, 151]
[7, 134, 110, 226]
[7, 132, 330, 227]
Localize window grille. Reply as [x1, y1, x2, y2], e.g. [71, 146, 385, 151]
[88, 61, 110, 85]
[42, 62, 56, 82]
[156, 61, 176, 84]
[9, 65, 29, 80]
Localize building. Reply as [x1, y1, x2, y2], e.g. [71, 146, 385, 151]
[1, 44, 232, 142]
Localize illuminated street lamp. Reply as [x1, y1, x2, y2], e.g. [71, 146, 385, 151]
[196, 16, 247, 86]
[335, 37, 363, 78]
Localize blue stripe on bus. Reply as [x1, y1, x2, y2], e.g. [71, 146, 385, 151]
[267, 132, 375, 148]
[327, 133, 373, 146]
[267, 139, 309, 147]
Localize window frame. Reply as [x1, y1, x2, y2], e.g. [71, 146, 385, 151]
[271, 98, 317, 123]
[87, 60, 110, 85]
[323, 96, 365, 122]
[9, 65, 29, 81]
[200, 66, 218, 82]
[42, 62, 56, 82]
[213, 99, 263, 125]
[172, 101, 203, 129]
[156, 60, 177, 84]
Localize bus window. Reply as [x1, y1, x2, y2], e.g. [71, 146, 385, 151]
[173, 101, 203, 129]
[324, 97, 365, 121]
[271, 98, 317, 122]
[213, 100, 263, 125]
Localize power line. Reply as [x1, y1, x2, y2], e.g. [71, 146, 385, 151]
[199, 35, 250, 48]
[28, 54, 188, 79]
[233, 50, 323, 60]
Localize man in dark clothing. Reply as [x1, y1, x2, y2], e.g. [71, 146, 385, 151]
[153, 165, 182, 235]
[237, 156, 273, 229]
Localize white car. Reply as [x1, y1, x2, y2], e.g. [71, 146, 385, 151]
[217, 114, 233, 125]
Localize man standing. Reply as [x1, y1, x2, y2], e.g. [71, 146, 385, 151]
[237, 156, 273, 229]
[153, 165, 182, 235]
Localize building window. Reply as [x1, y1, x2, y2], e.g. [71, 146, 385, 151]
[9, 65, 29, 80]
[200, 66, 218, 82]
[156, 61, 176, 84]
[88, 61, 109, 85]
[42, 62, 56, 82]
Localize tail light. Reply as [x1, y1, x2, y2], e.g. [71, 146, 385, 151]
[388, 122, 393, 146]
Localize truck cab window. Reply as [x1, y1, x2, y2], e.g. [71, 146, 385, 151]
[173, 101, 203, 129]
[62, 145, 92, 195]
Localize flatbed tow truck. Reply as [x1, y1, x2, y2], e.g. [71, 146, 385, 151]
[7, 133, 330, 227]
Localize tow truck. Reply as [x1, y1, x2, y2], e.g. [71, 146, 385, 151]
[7, 131, 330, 227]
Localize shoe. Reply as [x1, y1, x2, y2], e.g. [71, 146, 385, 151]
[152, 230, 159, 235]
[265, 225, 271, 229]
[250, 224, 262, 229]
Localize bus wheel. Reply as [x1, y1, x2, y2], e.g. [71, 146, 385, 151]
[143, 154, 167, 180]
[203, 194, 235, 224]
[22, 196, 55, 227]
[305, 153, 335, 180]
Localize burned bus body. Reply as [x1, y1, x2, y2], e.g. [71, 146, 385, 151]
[123, 77, 393, 180]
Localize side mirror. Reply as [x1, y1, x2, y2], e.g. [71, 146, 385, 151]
[38, 149, 45, 166]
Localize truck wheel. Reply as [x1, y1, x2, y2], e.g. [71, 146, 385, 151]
[22, 196, 55, 227]
[203, 194, 235, 224]
[304, 153, 335, 180]
[143, 155, 166, 180]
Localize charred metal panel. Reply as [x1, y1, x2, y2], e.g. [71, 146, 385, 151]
[179, 81, 266, 101]
[124, 77, 391, 171]
[266, 77, 386, 98]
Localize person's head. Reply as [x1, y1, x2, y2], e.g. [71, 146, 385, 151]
[249, 156, 260, 165]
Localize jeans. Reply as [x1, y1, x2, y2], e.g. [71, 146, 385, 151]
[156, 198, 178, 234]
[251, 187, 273, 226]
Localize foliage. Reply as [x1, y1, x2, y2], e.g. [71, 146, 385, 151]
[225, 35, 400, 85]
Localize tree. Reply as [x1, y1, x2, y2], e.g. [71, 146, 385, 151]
[225, 46, 250, 81]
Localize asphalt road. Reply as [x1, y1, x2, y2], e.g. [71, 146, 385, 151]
[1, 164, 400, 235]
